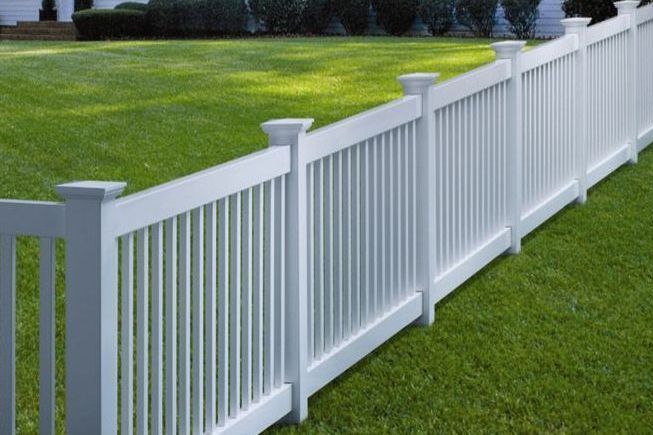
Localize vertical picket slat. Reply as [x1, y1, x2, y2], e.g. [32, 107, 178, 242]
[120, 234, 134, 435]
[217, 198, 230, 425]
[229, 193, 241, 419]
[39, 238, 56, 435]
[274, 177, 286, 388]
[333, 154, 342, 346]
[136, 228, 149, 435]
[264, 180, 275, 393]
[205, 202, 217, 431]
[191, 208, 204, 435]
[242, 189, 253, 410]
[362, 140, 371, 327]
[252, 185, 264, 401]
[314, 163, 324, 360]
[165, 217, 178, 435]
[179, 212, 191, 435]
[151, 223, 164, 435]
[0, 235, 15, 435]
[324, 157, 333, 352]
[351, 145, 360, 333]
[307, 165, 315, 363]
[342, 150, 351, 338]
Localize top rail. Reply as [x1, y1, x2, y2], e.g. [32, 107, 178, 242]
[637, 3, 653, 25]
[431, 60, 511, 111]
[111, 146, 291, 237]
[0, 200, 65, 238]
[521, 34, 578, 72]
[587, 14, 630, 45]
[301, 95, 421, 164]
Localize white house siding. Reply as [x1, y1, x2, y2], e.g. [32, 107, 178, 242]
[0, 0, 40, 25]
[93, 0, 146, 9]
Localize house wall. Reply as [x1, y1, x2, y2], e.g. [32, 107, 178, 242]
[0, 0, 39, 25]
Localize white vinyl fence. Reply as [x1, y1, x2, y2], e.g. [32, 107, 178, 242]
[1, 2, 653, 434]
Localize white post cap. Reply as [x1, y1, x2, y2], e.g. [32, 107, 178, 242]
[56, 181, 127, 201]
[490, 41, 527, 59]
[261, 118, 314, 146]
[615, 1, 640, 13]
[398, 73, 439, 95]
[561, 17, 592, 33]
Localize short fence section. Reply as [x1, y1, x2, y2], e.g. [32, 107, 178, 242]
[1, 2, 653, 434]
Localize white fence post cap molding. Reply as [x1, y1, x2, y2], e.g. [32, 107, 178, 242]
[490, 41, 527, 59]
[261, 119, 314, 146]
[398, 73, 439, 95]
[615, 1, 640, 13]
[56, 181, 127, 201]
[561, 17, 592, 32]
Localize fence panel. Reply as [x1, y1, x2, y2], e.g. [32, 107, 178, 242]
[0, 201, 64, 435]
[522, 50, 577, 215]
[433, 81, 510, 279]
[114, 149, 292, 435]
[586, 27, 631, 180]
[306, 120, 418, 365]
[638, 9, 653, 147]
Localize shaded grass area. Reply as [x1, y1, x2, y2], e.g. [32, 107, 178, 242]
[0, 37, 500, 434]
[269, 149, 653, 433]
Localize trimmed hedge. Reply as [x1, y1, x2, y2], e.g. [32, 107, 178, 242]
[115, 1, 148, 11]
[417, 0, 454, 35]
[146, 0, 245, 36]
[73, 9, 145, 39]
[74, 0, 92, 11]
[455, 0, 498, 37]
[333, 0, 369, 35]
[302, 0, 333, 34]
[373, 0, 417, 36]
[501, 0, 540, 39]
[250, 0, 306, 34]
[563, 0, 652, 24]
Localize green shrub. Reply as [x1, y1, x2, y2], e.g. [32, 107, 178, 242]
[561, 0, 614, 24]
[501, 0, 540, 39]
[563, 0, 651, 24]
[147, 0, 245, 36]
[115, 1, 148, 11]
[373, 0, 417, 36]
[302, 0, 333, 34]
[74, 0, 92, 11]
[73, 9, 145, 39]
[455, 0, 498, 37]
[417, 0, 454, 35]
[250, 0, 306, 33]
[333, 0, 369, 35]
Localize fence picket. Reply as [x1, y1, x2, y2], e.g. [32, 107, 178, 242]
[38, 238, 56, 435]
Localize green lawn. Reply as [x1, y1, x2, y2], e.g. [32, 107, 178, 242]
[1, 37, 651, 434]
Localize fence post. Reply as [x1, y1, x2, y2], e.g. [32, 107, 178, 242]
[616, 1, 640, 163]
[491, 41, 526, 254]
[398, 73, 439, 326]
[562, 18, 592, 204]
[261, 118, 314, 423]
[56, 180, 126, 435]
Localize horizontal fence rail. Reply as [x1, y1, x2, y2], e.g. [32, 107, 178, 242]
[1, 2, 653, 434]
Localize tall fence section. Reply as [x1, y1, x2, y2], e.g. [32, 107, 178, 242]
[2, 2, 653, 434]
